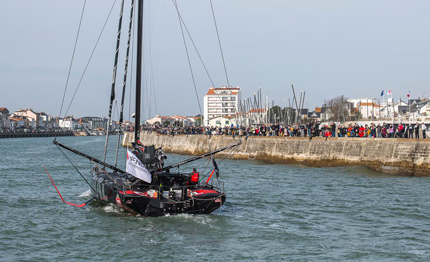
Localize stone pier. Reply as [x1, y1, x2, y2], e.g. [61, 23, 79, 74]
[123, 132, 430, 176]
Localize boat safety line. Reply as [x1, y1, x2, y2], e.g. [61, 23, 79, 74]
[43, 166, 93, 208]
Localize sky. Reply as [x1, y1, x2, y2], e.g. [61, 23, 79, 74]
[1, 0, 429, 120]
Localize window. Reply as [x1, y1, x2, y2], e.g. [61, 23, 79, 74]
[225, 121, 229, 125]
[216, 121, 221, 125]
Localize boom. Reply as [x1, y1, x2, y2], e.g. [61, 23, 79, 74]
[53, 139, 126, 173]
[161, 140, 242, 171]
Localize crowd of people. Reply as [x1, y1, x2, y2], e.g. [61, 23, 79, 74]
[142, 121, 428, 139]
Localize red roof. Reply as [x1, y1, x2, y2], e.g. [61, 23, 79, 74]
[9, 117, 26, 121]
[359, 102, 381, 107]
[248, 109, 267, 113]
[206, 87, 240, 95]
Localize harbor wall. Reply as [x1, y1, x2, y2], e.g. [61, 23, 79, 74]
[122, 132, 430, 176]
[0, 131, 75, 138]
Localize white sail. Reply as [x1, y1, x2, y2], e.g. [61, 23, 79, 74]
[126, 150, 151, 183]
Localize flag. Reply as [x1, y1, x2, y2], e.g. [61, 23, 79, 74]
[407, 91, 410, 98]
[212, 157, 220, 178]
[388, 90, 392, 95]
[380, 90, 384, 96]
[126, 150, 151, 183]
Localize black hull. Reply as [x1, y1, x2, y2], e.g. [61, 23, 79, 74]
[91, 173, 226, 217]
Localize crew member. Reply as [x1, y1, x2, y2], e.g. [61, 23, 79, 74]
[190, 168, 200, 185]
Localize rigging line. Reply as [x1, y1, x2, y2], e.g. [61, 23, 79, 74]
[147, 0, 162, 116]
[64, 0, 118, 117]
[116, 0, 135, 167]
[128, 2, 137, 122]
[59, 0, 87, 119]
[209, 0, 230, 88]
[55, 144, 97, 193]
[149, 61, 158, 115]
[171, 1, 215, 87]
[146, 0, 156, 119]
[172, 0, 202, 116]
[150, 0, 163, 52]
[104, 0, 126, 163]
[217, 143, 240, 164]
[172, 1, 236, 131]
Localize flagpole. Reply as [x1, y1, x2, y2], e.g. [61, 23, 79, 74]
[391, 92, 394, 124]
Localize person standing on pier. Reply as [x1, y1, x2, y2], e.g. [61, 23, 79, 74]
[398, 123, 404, 138]
[422, 122, 427, 139]
[408, 124, 414, 138]
[414, 122, 420, 139]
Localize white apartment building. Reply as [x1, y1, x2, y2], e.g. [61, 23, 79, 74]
[203, 87, 241, 126]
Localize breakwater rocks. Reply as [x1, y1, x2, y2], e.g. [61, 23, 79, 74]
[123, 132, 430, 176]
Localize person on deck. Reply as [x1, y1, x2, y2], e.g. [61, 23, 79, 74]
[422, 122, 427, 139]
[190, 168, 200, 186]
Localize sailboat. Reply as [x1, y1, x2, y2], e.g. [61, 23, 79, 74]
[47, 0, 242, 216]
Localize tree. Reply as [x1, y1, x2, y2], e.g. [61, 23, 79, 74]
[268, 106, 296, 125]
[326, 96, 350, 122]
[195, 117, 203, 127]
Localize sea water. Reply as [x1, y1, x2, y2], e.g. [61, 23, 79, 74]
[1, 136, 430, 261]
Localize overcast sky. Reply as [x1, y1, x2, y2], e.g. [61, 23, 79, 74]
[1, 0, 429, 120]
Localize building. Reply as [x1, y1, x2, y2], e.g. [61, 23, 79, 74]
[203, 86, 241, 126]
[80, 117, 108, 130]
[0, 107, 9, 130]
[207, 116, 236, 128]
[11, 108, 39, 129]
[146, 115, 175, 126]
[38, 112, 52, 129]
[9, 116, 26, 130]
[59, 116, 76, 130]
[357, 102, 382, 119]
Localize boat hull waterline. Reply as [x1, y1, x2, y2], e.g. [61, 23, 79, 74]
[92, 171, 226, 217]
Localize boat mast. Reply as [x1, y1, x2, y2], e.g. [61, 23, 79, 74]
[134, 0, 143, 143]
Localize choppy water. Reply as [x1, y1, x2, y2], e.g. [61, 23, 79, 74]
[1, 136, 430, 261]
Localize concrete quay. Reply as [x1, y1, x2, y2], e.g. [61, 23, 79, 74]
[0, 131, 74, 138]
[122, 132, 430, 176]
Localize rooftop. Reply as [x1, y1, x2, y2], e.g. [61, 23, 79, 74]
[206, 86, 240, 96]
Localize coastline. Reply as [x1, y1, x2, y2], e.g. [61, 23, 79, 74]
[123, 132, 430, 176]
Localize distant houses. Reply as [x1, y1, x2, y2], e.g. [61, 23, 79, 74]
[0, 107, 129, 132]
[146, 115, 201, 127]
[2, 94, 430, 133]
